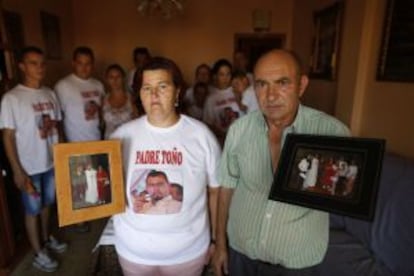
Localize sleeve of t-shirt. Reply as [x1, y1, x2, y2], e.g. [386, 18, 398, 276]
[204, 126, 221, 188]
[0, 94, 16, 130]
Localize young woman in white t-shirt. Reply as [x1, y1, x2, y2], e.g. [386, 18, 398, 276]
[102, 64, 139, 139]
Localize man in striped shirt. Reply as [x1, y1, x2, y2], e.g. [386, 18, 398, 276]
[213, 49, 350, 276]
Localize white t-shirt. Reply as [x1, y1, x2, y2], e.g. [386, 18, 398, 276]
[242, 85, 259, 113]
[102, 94, 135, 139]
[0, 84, 61, 174]
[54, 74, 104, 142]
[110, 115, 221, 265]
[203, 87, 244, 133]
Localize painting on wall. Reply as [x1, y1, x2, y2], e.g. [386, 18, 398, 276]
[377, 0, 414, 82]
[40, 11, 62, 60]
[309, 1, 344, 80]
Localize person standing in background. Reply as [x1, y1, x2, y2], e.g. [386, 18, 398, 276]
[1, 46, 67, 272]
[55, 46, 105, 232]
[203, 59, 244, 145]
[102, 64, 139, 139]
[231, 70, 259, 114]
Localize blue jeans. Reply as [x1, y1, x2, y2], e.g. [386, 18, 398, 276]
[21, 168, 56, 215]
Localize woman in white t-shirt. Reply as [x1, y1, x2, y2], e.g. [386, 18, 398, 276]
[110, 57, 221, 276]
[102, 64, 139, 139]
[203, 59, 244, 146]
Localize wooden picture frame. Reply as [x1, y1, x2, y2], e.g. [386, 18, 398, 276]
[309, 1, 344, 80]
[377, 0, 414, 82]
[40, 11, 62, 60]
[269, 134, 385, 221]
[53, 140, 125, 227]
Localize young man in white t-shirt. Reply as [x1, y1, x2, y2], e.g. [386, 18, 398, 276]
[1, 46, 67, 272]
[54, 46, 104, 232]
[55, 46, 105, 142]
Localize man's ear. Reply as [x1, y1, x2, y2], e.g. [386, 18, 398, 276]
[298, 75, 309, 98]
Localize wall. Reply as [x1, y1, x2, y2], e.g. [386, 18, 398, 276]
[2, 0, 74, 86]
[353, 0, 414, 157]
[71, 0, 294, 84]
[291, 0, 340, 115]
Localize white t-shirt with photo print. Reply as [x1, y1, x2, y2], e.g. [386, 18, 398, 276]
[110, 114, 221, 265]
[55, 73, 104, 142]
[1, 84, 61, 175]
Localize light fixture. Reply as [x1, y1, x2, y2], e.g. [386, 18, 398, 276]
[137, 0, 185, 19]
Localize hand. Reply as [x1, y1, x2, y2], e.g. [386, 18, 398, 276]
[212, 244, 229, 276]
[13, 170, 29, 191]
[205, 243, 216, 265]
[132, 191, 152, 213]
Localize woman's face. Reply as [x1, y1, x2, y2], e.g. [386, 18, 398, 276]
[215, 65, 232, 89]
[106, 68, 124, 91]
[140, 69, 179, 125]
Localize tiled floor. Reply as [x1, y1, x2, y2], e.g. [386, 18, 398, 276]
[11, 218, 107, 276]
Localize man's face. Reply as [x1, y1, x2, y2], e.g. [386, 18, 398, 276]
[72, 54, 93, 80]
[233, 52, 248, 70]
[134, 53, 149, 69]
[253, 51, 307, 126]
[19, 52, 46, 83]
[146, 175, 169, 200]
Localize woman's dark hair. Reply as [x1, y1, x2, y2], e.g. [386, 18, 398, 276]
[211, 58, 232, 76]
[105, 64, 126, 78]
[137, 56, 185, 90]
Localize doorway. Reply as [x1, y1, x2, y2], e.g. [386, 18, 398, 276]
[234, 33, 286, 71]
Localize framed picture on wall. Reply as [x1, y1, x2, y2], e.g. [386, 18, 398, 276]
[377, 0, 414, 82]
[53, 140, 125, 227]
[309, 1, 344, 80]
[40, 11, 62, 60]
[269, 134, 385, 221]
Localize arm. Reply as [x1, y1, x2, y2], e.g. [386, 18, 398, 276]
[212, 187, 234, 276]
[206, 187, 219, 263]
[2, 128, 29, 190]
[56, 120, 66, 143]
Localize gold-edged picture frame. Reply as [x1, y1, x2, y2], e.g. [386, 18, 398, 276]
[53, 140, 125, 227]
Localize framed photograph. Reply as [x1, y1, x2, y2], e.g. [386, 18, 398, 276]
[377, 0, 414, 82]
[309, 1, 344, 80]
[269, 134, 385, 221]
[53, 140, 125, 227]
[40, 11, 62, 60]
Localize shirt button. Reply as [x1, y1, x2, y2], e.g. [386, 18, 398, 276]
[265, 213, 272, 218]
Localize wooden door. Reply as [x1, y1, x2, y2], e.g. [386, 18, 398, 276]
[234, 33, 286, 71]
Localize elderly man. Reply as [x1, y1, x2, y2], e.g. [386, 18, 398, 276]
[213, 49, 350, 276]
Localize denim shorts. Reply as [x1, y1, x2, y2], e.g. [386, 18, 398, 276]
[21, 168, 56, 216]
